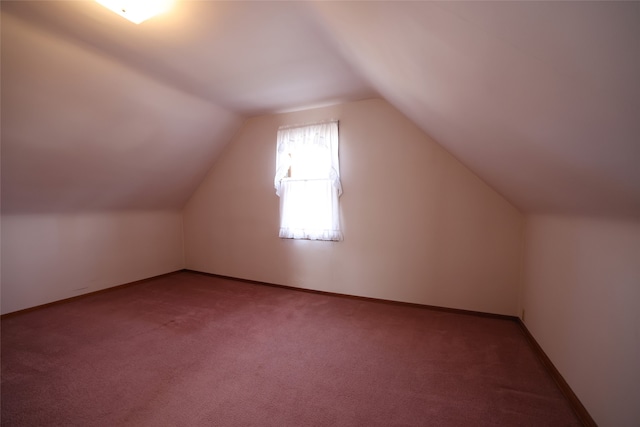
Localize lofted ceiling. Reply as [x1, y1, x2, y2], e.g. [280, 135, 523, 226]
[2, 1, 639, 218]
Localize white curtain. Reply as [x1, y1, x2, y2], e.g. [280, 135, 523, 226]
[274, 121, 342, 241]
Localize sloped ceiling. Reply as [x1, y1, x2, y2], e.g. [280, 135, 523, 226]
[312, 1, 640, 218]
[2, 1, 639, 218]
[1, 1, 375, 213]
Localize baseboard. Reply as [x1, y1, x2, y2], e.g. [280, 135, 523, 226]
[183, 269, 519, 321]
[517, 320, 597, 427]
[0, 270, 185, 319]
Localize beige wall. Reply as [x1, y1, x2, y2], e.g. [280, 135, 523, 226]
[522, 214, 640, 427]
[183, 99, 523, 315]
[1, 211, 184, 314]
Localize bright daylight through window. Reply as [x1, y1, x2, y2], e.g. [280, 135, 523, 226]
[274, 121, 342, 241]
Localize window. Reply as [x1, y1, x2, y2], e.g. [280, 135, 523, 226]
[274, 121, 342, 241]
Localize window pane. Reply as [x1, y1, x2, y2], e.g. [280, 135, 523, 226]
[279, 179, 341, 241]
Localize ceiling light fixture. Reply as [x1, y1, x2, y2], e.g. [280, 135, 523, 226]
[95, 0, 175, 24]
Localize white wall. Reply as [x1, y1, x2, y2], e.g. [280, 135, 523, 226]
[1, 211, 184, 314]
[522, 214, 640, 427]
[184, 99, 524, 315]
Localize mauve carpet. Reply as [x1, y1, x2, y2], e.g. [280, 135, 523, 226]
[2, 271, 582, 426]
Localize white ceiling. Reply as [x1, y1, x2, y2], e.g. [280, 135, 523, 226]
[2, 1, 639, 218]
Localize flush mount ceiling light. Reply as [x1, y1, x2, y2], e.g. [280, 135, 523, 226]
[95, 0, 175, 24]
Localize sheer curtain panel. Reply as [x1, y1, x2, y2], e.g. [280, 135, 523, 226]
[274, 121, 342, 241]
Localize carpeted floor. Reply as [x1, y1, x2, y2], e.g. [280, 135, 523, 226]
[1, 271, 582, 426]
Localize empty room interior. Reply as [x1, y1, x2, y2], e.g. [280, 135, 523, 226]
[1, 1, 639, 426]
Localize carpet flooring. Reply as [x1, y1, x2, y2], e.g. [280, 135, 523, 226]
[1, 271, 582, 426]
